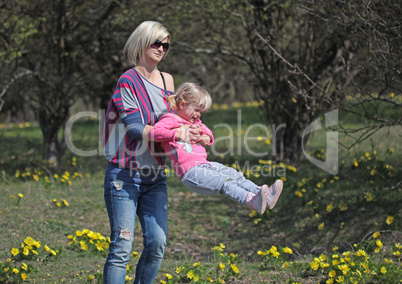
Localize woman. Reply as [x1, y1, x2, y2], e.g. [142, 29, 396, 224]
[102, 21, 181, 284]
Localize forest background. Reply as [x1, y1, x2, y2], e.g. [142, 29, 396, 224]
[1, 0, 401, 283]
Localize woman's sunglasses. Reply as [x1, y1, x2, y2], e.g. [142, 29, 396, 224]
[150, 39, 170, 52]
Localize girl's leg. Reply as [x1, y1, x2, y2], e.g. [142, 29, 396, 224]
[209, 162, 260, 194]
[182, 163, 257, 203]
[134, 178, 168, 284]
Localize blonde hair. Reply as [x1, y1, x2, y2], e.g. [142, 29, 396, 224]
[123, 21, 171, 65]
[167, 82, 212, 112]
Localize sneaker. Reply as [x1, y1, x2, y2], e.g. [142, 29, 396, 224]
[266, 180, 283, 210]
[246, 186, 269, 214]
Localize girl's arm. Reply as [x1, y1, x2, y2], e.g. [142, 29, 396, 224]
[199, 123, 214, 145]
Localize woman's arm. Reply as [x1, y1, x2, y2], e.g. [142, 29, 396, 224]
[148, 114, 191, 143]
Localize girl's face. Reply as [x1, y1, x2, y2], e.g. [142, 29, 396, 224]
[177, 102, 203, 123]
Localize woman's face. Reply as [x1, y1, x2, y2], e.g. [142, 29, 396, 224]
[143, 37, 169, 65]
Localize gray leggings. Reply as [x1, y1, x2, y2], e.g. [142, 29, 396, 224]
[181, 162, 260, 204]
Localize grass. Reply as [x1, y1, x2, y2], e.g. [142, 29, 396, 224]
[0, 103, 401, 283]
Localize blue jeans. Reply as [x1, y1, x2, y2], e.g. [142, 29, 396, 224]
[181, 162, 259, 204]
[103, 163, 168, 284]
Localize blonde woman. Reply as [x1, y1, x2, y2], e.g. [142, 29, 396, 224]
[102, 21, 196, 284]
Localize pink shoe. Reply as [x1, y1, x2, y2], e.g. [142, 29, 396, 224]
[246, 186, 269, 214]
[266, 180, 283, 210]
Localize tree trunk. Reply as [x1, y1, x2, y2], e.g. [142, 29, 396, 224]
[38, 107, 68, 168]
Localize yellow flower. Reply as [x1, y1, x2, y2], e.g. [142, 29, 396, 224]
[373, 232, 380, 238]
[176, 267, 182, 273]
[96, 242, 104, 251]
[338, 202, 348, 211]
[295, 190, 303, 197]
[283, 247, 293, 254]
[13, 268, 19, 274]
[336, 276, 345, 283]
[376, 239, 383, 248]
[329, 270, 336, 278]
[355, 249, 367, 257]
[76, 230, 83, 237]
[318, 223, 325, 230]
[311, 261, 320, 270]
[219, 262, 225, 271]
[21, 273, 28, 281]
[25, 236, 36, 247]
[161, 281, 166, 284]
[88, 275, 95, 280]
[11, 247, 20, 256]
[18, 193, 24, 198]
[165, 273, 172, 279]
[380, 266, 387, 274]
[282, 261, 289, 268]
[193, 262, 200, 267]
[272, 251, 280, 258]
[338, 264, 350, 275]
[333, 246, 339, 251]
[326, 203, 334, 212]
[22, 247, 29, 256]
[386, 216, 394, 225]
[218, 278, 225, 283]
[364, 193, 373, 202]
[231, 264, 240, 274]
[187, 270, 195, 279]
[50, 250, 57, 256]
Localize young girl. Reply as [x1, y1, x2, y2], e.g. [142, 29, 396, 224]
[148, 82, 283, 214]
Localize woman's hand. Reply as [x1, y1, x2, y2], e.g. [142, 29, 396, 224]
[189, 124, 202, 143]
[174, 124, 191, 143]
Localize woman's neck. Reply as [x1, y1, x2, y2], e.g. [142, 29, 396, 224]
[134, 64, 158, 81]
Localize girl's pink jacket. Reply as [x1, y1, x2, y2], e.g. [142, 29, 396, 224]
[148, 113, 214, 179]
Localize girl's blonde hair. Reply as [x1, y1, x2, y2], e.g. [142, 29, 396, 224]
[123, 21, 170, 65]
[167, 82, 212, 112]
